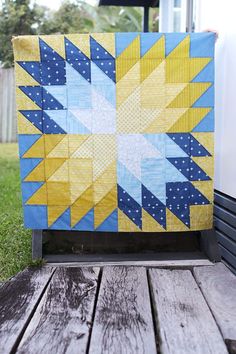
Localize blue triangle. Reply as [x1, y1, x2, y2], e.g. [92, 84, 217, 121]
[142, 184, 166, 229]
[165, 134, 188, 158]
[167, 133, 211, 157]
[165, 159, 188, 183]
[18, 134, 41, 157]
[20, 110, 43, 132]
[140, 33, 163, 57]
[166, 181, 190, 227]
[65, 37, 89, 62]
[192, 109, 214, 132]
[21, 181, 44, 204]
[118, 184, 142, 229]
[44, 85, 67, 109]
[117, 161, 141, 205]
[50, 208, 71, 230]
[192, 85, 214, 108]
[165, 33, 188, 56]
[189, 182, 210, 204]
[90, 36, 114, 59]
[190, 32, 215, 58]
[192, 60, 214, 82]
[43, 111, 66, 134]
[66, 62, 90, 86]
[96, 209, 118, 231]
[115, 32, 140, 57]
[73, 208, 94, 231]
[141, 158, 166, 204]
[67, 111, 91, 134]
[20, 158, 43, 180]
[18, 61, 41, 83]
[167, 157, 211, 181]
[23, 205, 47, 229]
[144, 134, 165, 156]
[19, 86, 42, 108]
[39, 38, 64, 61]
[42, 87, 65, 110]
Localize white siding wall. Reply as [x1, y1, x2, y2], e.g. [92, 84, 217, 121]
[195, 0, 236, 198]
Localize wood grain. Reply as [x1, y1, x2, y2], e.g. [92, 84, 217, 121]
[149, 268, 228, 354]
[89, 266, 156, 354]
[17, 267, 100, 354]
[0, 267, 54, 354]
[194, 263, 236, 351]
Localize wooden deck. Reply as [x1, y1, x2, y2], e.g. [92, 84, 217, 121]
[0, 262, 236, 354]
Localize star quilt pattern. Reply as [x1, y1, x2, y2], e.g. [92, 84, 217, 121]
[13, 32, 215, 232]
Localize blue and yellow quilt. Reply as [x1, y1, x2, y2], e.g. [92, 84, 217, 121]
[13, 32, 215, 231]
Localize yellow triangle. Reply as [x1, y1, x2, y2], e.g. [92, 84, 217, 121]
[44, 135, 66, 156]
[118, 209, 141, 232]
[12, 36, 40, 61]
[91, 33, 115, 57]
[15, 63, 39, 86]
[166, 57, 211, 83]
[17, 112, 41, 134]
[140, 58, 163, 82]
[23, 136, 44, 158]
[117, 86, 140, 133]
[167, 35, 190, 58]
[71, 186, 94, 227]
[192, 156, 214, 179]
[94, 186, 117, 229]
[191, 132, 214, 156]
[24, 160, 45, 182]
[45, 136, 69, 158]
[167, 83, 211, 108]
[48, 160, 69, 182]
[143, 35, 165, 59]
[69, 134, 89, 156]
[40, 35, 65, 59]
[144, 108, 188, 133]
[65, 34, 90, 58]
[93, 161, 116, 204]
[142, 209, 166, 232]
[26, 184, 47, 205]
[116, 36, 140, 82]
[48, 205, 68, 227]
[16, 87, 41, 110]
[71, 135, 93, 158]
[166, 209, 189, 232]
[192, 181, 214, 203]
[116, 61, 140, 107]
[167, 108, 211, 132]
[44, 158, 67, 179]
[190, 205, 213, 230]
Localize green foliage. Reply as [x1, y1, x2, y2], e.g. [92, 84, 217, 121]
[0, 0, 45, 68]
[0, 0, 151, 67]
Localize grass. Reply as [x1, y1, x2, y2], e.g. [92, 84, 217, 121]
[0, 143, 32, 281]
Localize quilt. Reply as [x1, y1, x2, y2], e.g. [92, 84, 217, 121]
[13, 32, 215, 232]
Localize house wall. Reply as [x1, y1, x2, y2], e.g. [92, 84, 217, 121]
[194, 0, 236, 199]
[195, 0, 236, 272]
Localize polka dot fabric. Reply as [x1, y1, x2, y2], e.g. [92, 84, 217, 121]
[14, 32, 215, 231]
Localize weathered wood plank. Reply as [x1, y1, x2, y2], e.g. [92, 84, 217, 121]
[194, 263, 236, 352]
[89, 266, 156, 354]
[0, 267, 54, 354]
[149, 268, 228, 354]
[17, 267, 100, 354]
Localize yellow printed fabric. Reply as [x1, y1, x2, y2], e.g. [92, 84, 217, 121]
[13, 32, 215, 231]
